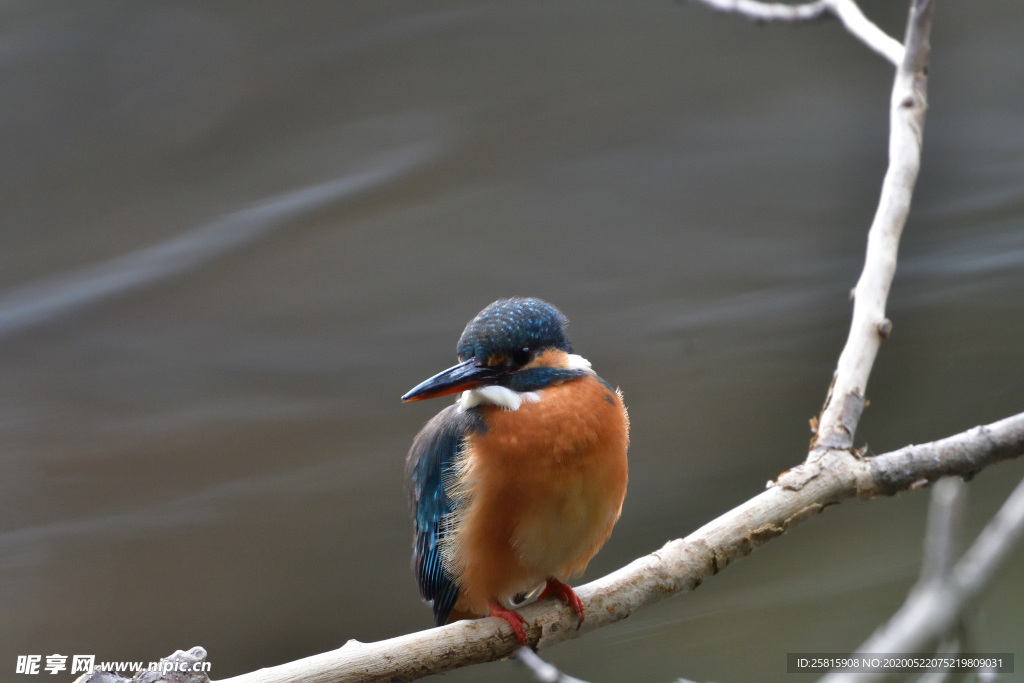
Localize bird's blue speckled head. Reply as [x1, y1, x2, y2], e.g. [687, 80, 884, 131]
[457, 298, 572, 366]
[402, 297, 584, 401]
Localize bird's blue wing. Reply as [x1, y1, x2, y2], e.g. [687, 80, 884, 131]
[405, 404, 481, 626]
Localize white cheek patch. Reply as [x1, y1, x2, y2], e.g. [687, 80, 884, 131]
[458, 385, 542, 412]
[564, 354, 593, 372]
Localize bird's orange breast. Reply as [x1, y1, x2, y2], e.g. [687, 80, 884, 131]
[444, 373, 629, 617]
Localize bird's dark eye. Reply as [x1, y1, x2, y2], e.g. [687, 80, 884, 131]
[512, 347, 531, 367]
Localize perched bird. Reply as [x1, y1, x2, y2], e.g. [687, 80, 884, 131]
[402, 297, 629, 646]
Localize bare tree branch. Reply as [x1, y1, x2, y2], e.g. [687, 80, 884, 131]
[211, 412, 1024, 683]
[682, 0, 905, 65]
[920, 477, 966, 584]
[813, 0, 933, 451]
[818, 472, 1024, 683]
[683, 0, 831, 22]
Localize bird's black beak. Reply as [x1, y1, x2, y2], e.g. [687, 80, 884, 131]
[402, 357, 501, 402]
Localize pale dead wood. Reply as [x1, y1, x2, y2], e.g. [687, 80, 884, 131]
[920, 477, 967, 584]
[813, 0, 933, 451]
[683, 0, 904, 65]
[514, 647, 590, 683]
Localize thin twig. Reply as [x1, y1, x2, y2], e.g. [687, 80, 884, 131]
[920, 477, 966, 584]
[682, 0, 830, 22]
[683, 0, 904, 65]
[514, 647, 590, 683]
[828, 0, 905, 65]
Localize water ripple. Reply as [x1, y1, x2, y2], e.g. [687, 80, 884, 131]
[0, 144, 434, 339]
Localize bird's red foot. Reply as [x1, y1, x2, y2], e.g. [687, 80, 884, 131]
[539, 578, 585, 629]
[488, 600, 530, 646]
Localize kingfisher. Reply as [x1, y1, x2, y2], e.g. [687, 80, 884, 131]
[402, 297, 629, 646]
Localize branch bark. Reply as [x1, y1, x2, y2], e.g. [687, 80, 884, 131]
[212, 412, 1024, 683]
[813, 0, 933, 451]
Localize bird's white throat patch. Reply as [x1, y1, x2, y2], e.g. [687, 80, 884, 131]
[564, 353, 593, 372]
[456, 354, 593, 412]
[458, 385, 541, 412]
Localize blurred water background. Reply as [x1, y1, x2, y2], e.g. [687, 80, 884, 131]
[2, 1, 1022, 681]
